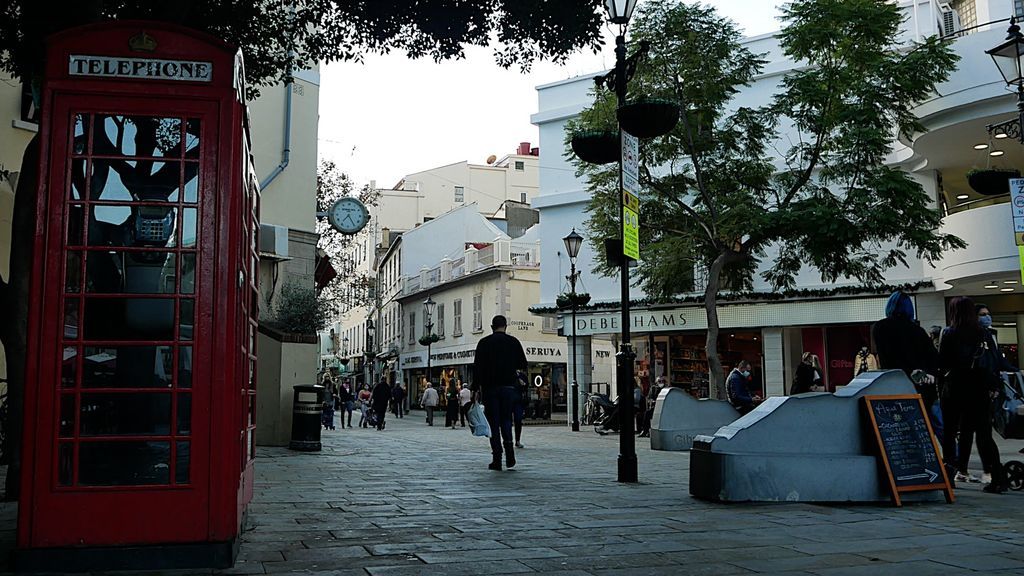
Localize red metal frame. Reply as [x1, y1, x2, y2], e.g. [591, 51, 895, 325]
[19, 21, 257, 551]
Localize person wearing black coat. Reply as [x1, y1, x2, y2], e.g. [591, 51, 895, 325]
[791, 353, 822, 395]
[871, 292, 940, 409]
[370, 379, 391, 431]
[938, 296, 1008, 493]
[471, 315, 528, 471]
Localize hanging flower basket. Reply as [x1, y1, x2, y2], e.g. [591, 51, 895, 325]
[570, 130, 619, 164]
[556, 292, 591, 310]
[418, 334, 440, 346]
[338, 358, 350, 366]
[617, 98, 680, 139]
[967, 168, 1021, 196]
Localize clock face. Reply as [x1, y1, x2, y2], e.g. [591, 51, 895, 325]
[328, 197, 369, 235]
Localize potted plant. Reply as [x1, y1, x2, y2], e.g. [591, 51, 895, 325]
[967, 167, 1021, 196]
[570, 130, 619, 164]
[617, 97, 680, 139]
[418, 334, 440, 346]
[556, 292, 591, 309]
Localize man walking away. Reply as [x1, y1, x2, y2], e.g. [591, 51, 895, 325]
[420, 381, 439, 426]
[471, 315, 528, 471]
[391, 381, 406, 419]
[371, 378, 390, 431]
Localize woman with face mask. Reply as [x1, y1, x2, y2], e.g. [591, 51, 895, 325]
[953, 304, 1017, 484]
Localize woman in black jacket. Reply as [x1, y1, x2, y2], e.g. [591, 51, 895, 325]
[938, 296, 1008, 493]
[791, 352, 821, 395]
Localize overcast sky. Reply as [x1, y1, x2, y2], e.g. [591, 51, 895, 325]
[318, 1, 784, 189]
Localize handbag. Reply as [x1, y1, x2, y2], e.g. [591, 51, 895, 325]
[466, 403, 491, 438]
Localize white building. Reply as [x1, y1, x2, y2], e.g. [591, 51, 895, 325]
[531, 0, 1024, 419]
[327, 146, 542, 386]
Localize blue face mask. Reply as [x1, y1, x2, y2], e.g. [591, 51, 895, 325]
[741, 370, 751, 378]
[979, 315, 993, 329]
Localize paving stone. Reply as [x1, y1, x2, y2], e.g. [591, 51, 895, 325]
[416, 546, 566, 564]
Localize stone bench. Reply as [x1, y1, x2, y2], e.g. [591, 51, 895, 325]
[649, 387, 740, 451]
[689, 370, 934, 503]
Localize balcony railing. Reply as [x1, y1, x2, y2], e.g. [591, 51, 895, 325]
[399, 238, 541, 295]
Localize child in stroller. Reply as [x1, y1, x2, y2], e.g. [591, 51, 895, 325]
[321, 398, 336, 430]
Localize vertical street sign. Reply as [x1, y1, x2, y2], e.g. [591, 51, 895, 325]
[1010, 178, 1024, 282]
[622, 132, 639, 196]
[623, 190, 640, 261]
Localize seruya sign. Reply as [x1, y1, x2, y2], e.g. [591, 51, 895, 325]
[69, 55, 213, 82]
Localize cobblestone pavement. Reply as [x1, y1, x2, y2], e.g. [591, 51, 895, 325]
[219, 411, 1024, 576]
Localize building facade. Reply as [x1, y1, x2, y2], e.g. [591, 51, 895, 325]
[530, 0, 1024, 421]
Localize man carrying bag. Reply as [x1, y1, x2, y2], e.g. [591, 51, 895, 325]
[471, 315, 528, 471]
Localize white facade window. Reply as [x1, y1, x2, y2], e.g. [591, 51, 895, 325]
[514, 161, 524, 171]
[453, 299, 463, 336]
[472, 293, 483, 332]
[520, 192, 527, 203]
[454, 186, 464, 203]
[437, 303, 445, 339]
[408, 311, 416, 345]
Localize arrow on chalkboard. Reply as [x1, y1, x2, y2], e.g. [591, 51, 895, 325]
[896, 469, 939, 483]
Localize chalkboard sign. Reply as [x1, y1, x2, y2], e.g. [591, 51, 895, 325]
[863, 394, 954, 506]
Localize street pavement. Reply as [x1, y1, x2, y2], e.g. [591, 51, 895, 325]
[222, 411, 1024, 576]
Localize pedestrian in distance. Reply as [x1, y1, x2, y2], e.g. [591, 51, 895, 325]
[371, 378, 390, 431]
[321, 392, 336, 431]
[458, 382, 472, 428]
[471, 315, 528, 471]
[337, 382, 355, 428]
[357, 384, 372, 428]
[420, 381, 439, 426]
[391, 381, 406, 419]
[790, 352, 822, 395]
[938, 296, 1009, 493]
[726, 360, 760, 415]
[445, 381, 460, 429]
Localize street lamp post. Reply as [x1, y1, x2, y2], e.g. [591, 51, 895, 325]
[986, 18, 1024, 143]
[563, 229, 584, 432]
[365, 319, 376, 388]
[600, 0, 640, 483]
[423, 296, 436, 389]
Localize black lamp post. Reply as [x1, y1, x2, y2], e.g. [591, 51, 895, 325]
[563, 228, 584, 432]
[365, 319, 376, 388]
[599, 0, 640, 483]
[423, 295, 436, 389]
[986, 18, 1024, 143]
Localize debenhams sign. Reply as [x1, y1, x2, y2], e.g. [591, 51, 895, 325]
[69, 55, 213, 82]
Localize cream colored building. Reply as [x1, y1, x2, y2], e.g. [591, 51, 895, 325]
[327, 147, 541, 386]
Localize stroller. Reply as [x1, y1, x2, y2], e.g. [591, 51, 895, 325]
[591, 394, 620, 435]
[994, 372, 1024, 490]
[321, 400, 336, 430]
[366, 407, 380, 429]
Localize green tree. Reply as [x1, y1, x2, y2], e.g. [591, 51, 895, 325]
[570, 0, 963, 398]
[0, 0, 606, 499]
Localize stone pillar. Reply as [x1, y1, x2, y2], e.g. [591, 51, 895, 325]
[762, 328, 785, 398]
[565, 331, 593, 429]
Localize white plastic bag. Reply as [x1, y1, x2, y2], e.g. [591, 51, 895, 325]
[467, 403, 491, 438]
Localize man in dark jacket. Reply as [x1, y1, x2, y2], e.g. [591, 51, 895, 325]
[871, 291, 939, 407]
[370, 378, 391, 431]
[471, 315, 528, 471]
[727, 360, 758, 415]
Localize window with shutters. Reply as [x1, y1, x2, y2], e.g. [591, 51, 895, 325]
[453, 299, 463, 336]
[472, 293, 483, 332]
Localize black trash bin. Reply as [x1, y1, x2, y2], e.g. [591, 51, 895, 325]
[289, 384, 325, 451]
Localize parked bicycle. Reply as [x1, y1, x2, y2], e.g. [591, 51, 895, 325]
[583, 392, 620, 435]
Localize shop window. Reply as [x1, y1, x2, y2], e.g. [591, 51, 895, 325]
[437, 304, 445, 339]
[472, 293, 483, 332]
[453, 299, 463, 336]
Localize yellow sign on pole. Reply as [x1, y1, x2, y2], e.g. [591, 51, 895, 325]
[623, 206, 639, 261]
[623, 190, 639, 212]
[1019, 246, 1024, 285]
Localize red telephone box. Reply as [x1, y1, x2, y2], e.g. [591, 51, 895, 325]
[17, 21, 258, 569]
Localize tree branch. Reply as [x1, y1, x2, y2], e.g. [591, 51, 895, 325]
[645, 177, 717, 245]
